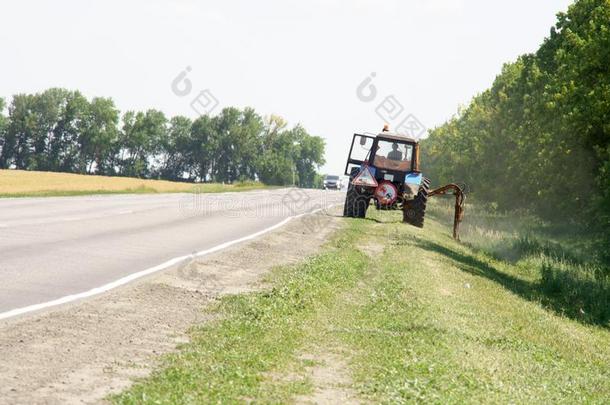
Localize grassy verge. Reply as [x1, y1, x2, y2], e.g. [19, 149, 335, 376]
[0, 169, 269, 197]
[112, 201, 610, 404]
[427, 202, 609, 326]
[113, 221, 370, 404]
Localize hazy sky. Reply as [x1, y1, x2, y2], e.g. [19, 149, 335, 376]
[0, 0, 572, 175]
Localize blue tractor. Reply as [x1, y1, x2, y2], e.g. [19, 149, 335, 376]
[343, 129, 465, 239]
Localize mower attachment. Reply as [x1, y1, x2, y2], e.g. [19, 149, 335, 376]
[428, 184, 465, 240]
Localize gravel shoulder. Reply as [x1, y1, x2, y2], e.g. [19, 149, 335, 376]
[0, 208, 342, 405]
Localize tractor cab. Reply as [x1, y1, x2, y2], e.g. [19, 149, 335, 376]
[344, 132, 421, 192]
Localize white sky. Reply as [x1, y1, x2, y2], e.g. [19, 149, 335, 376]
[0, 0, 572, 175]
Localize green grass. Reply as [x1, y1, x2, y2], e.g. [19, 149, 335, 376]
[112, 222, 371, 404]
[427, 202, 609, 326]
[112, 201, 610, 404]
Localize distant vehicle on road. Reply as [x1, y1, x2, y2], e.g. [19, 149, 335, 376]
[322, 175, 342, 190]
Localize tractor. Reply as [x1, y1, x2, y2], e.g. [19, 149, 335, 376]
[343, 129, 465, 239]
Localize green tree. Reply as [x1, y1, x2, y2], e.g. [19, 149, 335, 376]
[257, 115, 295, 186]
[117, 110, 168, 178]
[159, 116, 193, 180]
[233, 107, 264, 182]
[4, 94, 37, 169]
[291, 125, 325, 188]
[79, 97, 120, 175]
[190, 114, 218, 182]
[0, 98, 7, 168]
[0, 90, 327, 189]
[423, 0, 610, 260]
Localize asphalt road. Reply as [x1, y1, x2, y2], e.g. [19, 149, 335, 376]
[0, 188, 344, 315]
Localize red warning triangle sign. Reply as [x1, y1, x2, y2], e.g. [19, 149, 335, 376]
[352, 166, 378, 187]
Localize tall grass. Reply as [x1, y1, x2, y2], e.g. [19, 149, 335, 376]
[540, 258, 609, 324]
[427, 198, 609, 326]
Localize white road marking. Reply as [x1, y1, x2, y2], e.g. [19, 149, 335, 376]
[0, 205, 333, 321]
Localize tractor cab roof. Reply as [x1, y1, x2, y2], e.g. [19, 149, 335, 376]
[376, 132, 418, 144]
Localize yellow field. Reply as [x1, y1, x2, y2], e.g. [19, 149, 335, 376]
[0, 170, 266, 197]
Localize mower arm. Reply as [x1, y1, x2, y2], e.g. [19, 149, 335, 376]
[428, 184, 465, 240]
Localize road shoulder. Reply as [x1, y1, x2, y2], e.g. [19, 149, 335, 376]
[0, 209, 342, 405]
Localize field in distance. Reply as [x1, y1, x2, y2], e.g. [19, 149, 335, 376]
[0, 169, 268, 197]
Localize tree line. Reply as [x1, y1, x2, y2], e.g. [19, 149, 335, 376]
[0, 89, 326, 187]
[421, 0, 610, 256]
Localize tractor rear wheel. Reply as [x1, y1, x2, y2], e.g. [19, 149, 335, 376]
[403, 177, 429, 228]
[343, 184, 370, 218]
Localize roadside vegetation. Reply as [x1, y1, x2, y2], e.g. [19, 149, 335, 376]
[441, 202, 609, 326]
[422, 0, 610, 260]
[112, 201, 610, 404]
[0, 169, 268, 198]
[429, 200, 610, 327]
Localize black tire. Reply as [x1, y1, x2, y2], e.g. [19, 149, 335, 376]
[343, 183, 370, 218]
[403, 177, 429, 228]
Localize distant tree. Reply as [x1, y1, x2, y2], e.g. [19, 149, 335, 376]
[117, 110, 167, 178]
[201, 107, 265, 183]
[190, 114, 218, 182]
[1, 89, 90, 173]
[158, 116, 192, 180]
[233, 107, 264, 181]
[48, 89, 89, 173]
[213, 107, 241, 183]
[291, 124, 326, 188]
[257, 116, 296, 186]
[4, 94, 37, 170]
[0, 98, 7, 168]
[0, 90, 327, 191]
[79, 97, 120, 175]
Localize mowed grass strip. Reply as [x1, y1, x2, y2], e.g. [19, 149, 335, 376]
[0, 169, 268, 197]
[332, 208, 610, 404]
[112, 202, 610, 404]
[111, 222, 370, 404]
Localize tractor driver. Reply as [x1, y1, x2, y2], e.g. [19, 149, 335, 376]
[387, 142, 403, 161]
